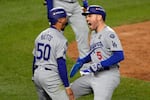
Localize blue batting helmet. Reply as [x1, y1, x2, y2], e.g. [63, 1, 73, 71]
[48, 7, 67, 25]
[82, 5, 106, 21]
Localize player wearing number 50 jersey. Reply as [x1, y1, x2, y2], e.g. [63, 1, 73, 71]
[32, 7, 75, 100]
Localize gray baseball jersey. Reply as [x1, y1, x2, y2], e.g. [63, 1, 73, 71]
[33, 27, 70, 100]
[33, 28, 67, 71]
[71, 25, 122, 100]
[90, 25, 123, 63]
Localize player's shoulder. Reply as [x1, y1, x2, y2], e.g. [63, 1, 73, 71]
[36, 27, 50, 37]
[104, 26, 115, 33]
[103, 26, 118, 37]
[41, 27, 55, 35]
[37, 27, 50, 37]
[39, 27, 67, 41]
[49, 28, 67, 43]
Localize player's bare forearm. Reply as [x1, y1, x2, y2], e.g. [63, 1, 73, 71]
[65, 87, 75, 100]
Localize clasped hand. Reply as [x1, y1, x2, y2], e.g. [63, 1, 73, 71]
[90, 63, 104, 73]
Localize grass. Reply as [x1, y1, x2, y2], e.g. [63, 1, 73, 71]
[0, 0, 150, 99]
[76, 77, 150, 100]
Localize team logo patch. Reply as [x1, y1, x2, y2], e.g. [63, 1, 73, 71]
[112, 41, 117, 48]
[110, 34, 115, 38]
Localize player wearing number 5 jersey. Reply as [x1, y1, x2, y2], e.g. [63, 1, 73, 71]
[32, 7, 75, 100]
[70, 5, 124, 100]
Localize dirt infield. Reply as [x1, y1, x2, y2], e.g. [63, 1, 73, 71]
[67, 21, 150, 81]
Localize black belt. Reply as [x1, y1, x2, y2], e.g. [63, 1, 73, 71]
[45, 67, 52, 71]
[104, 67, 110, 70]
[104, 65, 119, 70]
[34, 65, 52, 71]
[64, 0, 76, 3]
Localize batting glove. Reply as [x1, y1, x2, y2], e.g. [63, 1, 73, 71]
[90, 63, 104, 73]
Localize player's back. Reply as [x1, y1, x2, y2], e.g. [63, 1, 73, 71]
[33, 27, 67, 69]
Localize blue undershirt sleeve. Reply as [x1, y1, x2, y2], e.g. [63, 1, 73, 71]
[78, 52, 91, 64]
[57, 57, 69, 87]
[82, 0, 88, 9]
[101, 51, 124, 68]
[46, 0, 53, 19]
[82, 52, 92, 63]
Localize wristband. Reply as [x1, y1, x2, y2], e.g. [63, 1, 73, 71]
[65, 86, 71, 89]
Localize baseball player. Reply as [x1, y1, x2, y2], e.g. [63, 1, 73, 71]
[32, 7, 75, 100]
[44, 0, 90, 59]
[70, 5, 124, 100]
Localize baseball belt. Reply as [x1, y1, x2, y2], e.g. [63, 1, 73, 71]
[34, 65, 52, 71]
[60, 0, 77, 3]
[102, 64, 119, 70]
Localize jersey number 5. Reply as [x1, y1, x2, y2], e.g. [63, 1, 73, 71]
[36, 43, 51, 60]
[96, 51, 102, 60]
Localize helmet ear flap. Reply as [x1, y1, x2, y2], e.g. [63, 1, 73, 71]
[49, 18, 57, 25]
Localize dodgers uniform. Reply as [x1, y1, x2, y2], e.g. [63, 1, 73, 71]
[33, 27, 69, 100]
[71, 26, 123, 100]
[70, 5, 124, 100]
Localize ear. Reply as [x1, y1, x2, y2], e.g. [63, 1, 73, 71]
[57, 18, 64, 24]
[96, 15, 102, 21]
[57, 19, 61, 23]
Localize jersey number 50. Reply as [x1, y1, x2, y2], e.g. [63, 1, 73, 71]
[36, 43, 51, 60]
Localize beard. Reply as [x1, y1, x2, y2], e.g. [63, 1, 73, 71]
[61, 22, 68, 31]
